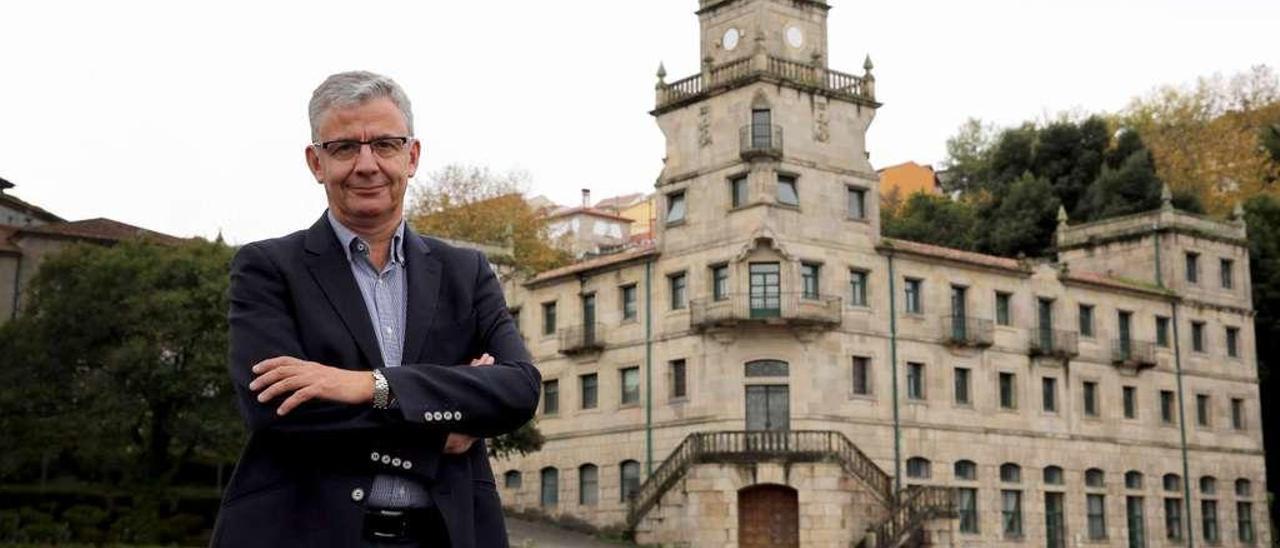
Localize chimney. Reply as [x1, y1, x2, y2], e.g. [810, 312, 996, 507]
[582, 188, 591, 209]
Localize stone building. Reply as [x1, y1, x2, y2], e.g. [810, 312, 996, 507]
[491, 1, 1271, 546]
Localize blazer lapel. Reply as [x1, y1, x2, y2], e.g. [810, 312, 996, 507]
[402, 230, 442, 365]
[302, 215, 384, 370]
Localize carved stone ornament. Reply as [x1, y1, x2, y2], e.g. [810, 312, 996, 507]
[814, 100, 830, 143]
[698, 105, 713, 148]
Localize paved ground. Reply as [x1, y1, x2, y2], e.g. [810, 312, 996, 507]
[505, 515, 629, 548]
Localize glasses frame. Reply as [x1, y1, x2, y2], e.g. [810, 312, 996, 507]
[312, 136, 414, 160]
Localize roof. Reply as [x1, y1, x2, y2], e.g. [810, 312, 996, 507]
[0, 192, 65, 224]
[526, 245, 657, 286]
[879, 238, 1026, 273]
[594, 192, 649, 210]
[546, 207, 634, 223]
[18, 218, 187, 245]
[1062, 271, 1175, 297]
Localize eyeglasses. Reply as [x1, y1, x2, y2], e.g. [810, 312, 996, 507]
[313, 136, 413, 161]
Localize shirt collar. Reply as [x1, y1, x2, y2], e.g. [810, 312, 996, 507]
[326, 210, 406, 267]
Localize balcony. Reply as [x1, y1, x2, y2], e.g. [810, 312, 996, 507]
[655, 55, 877, 112]
[558, 323, 604, 355]
[940, 316, 994, 348]
[690, 291, 842, 330]
[1111, 339, 1157, 370]
[1028, 328, 1079, 359]
[739, 124, 783, 160]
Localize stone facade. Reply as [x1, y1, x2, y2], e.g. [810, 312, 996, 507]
[490, 1, 1271, 546]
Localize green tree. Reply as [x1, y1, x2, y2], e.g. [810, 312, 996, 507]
[0, 239, 241, 486]
[981, 173, 1060, 258]
[1076, 137, 1163, 221]
[882, 193, 979, 250]
[941, 118, 995, 195]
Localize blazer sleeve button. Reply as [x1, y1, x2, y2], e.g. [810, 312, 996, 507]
[351, 488, 365, 502]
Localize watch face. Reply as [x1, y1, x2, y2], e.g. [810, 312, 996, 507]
[785, 25, 804, 48]
[723, 28, 740, 50]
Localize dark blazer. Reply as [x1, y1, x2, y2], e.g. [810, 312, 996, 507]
[211, 214, 540, 547]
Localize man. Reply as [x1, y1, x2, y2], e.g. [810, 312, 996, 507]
[212, 71, 540, 547]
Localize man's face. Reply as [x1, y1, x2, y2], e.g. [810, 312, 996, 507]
[305, 97, 420, 229]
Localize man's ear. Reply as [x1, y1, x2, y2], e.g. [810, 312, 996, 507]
[407, 138, 422, 178]
[305, 145, 324, 183]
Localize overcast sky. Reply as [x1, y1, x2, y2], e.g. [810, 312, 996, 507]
[2, 1, 1277, 244]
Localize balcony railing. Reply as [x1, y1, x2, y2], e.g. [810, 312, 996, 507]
[558, 323, 604, 355]
[690, 291, 842, 330]
[739, 124, 783, 160]
[940, 316, 994, 348]
[1111, 338, 1157, 369]
[656, 55, 876, 111]
[1028, 328, 1079, 358]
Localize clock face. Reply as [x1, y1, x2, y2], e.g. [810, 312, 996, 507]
[723, 28, 740, 51]
[785, 25, 804, 49]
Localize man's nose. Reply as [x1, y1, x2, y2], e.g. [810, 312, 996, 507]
[353, 143, 380, 175]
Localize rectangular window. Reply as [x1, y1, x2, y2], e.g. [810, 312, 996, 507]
[621, 285, 637, 322]
[1045, 492, 1066, 548]
[1002, 490, 1023, 537]
[712, 265, 729, 302]
[1078, 304, 1095, 338]
[1197, 394, 1211, 427]
[730, 175, 749, 208]
[957, 488, 979, 534]
[1231, 398, 1245, 430]
[1043, 377, 1058, 413]
[995, 291, 1012, 326]
[852, 357, 871, 396]
[847, 186, 866, 219]
[542, 301, 557, 336]
[1237, 501, 1255, 543]
[801, 262, 820, 299]
[1123, 386, 1137, 419]
[1202, 500, 1219, 544]
[905, 278, 923, 315]
[999, 372, 1016, 409]
[1186, 252, 1200, 283]
[1161, 390, 1176, 424]
[1192, 321, 1205, 352]
[849, 270, 868, 307]
[749, 263, 781, 317]
[1083, 381, 1099, 417]
[669, 272, 687, 310]
[1087, 494, 1107, 540]
[579, 465, 598, 506]
[1156, 316, 1170, 347]
[620, 367, 640, 405]
[954, 367, 971, 405]
[580, 374, 598, 410]
[666, 191, 686, 223]
[1165, 497, 1183, 540]
[907, 362, 925, 401]
[669, 359, 687, 400]
[1226, 327, 1239, 358]
[1220, 258, 1234, 289]
[776, 174, 799, 206]
[540, 469, 559, 507]
[543, 380, 559, 415]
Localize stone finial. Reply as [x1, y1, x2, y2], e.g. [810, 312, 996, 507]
[863, 55, 874, 73]
[1160, 182, 1173, 209]
[656, 62, 667, 82]
[1233, 201, 1245, 220]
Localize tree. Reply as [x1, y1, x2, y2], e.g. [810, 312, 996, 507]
[980, 173, 1060, 258]
[1075, 135, 1163, 221]
[1242, 194, 1280, 530]
[882, 193, 979, 250]
[0, 239, 241, 486]
[941, 118, 995, 195]
[408, 165, 572, 278]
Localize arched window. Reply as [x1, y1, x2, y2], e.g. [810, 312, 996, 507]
[1163, 473, 1182, 492]
[1085, 468, 1105, 488]
[1000, 463, 1021, 483]
[1125, 471, 1143, 490]
[906, 457, 931, 479]
[1235, 478, 1252, 498]
[503, 470, 522, 489]
[1200, 476, 1217, 495]
[744, 359, 789, 377]
[578, 464, 599, 506]
[954, 460, 978, 481]
[540, 467, 559, 507]
[620, 460, 641, 502]
[1043, 465, 1064, 486]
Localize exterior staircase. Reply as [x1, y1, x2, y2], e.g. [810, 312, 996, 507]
[625, 430, 955, 547]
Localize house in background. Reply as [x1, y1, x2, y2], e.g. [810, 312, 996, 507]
[878, 161, 942, 213]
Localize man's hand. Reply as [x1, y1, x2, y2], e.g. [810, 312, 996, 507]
[443, 353, 493, 455]
[250, 356, 373, 416]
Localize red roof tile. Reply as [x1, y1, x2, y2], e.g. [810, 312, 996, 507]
[879, 238, 1025, 272]
[1063, 271, 1173, 296]
[19, 218, 186, 245]
[527, 245, 658, 285]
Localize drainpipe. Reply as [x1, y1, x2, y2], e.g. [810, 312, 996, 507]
[1171, 300, 1195, 546]
[9, 253, 21, 321]
[644, 259, 654, 476]
[887, 252, 902, 493]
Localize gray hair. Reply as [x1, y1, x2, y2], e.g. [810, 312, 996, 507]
[308, 71, 415, 142]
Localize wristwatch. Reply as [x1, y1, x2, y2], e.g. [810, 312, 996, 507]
[371, 369, 391, 409]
